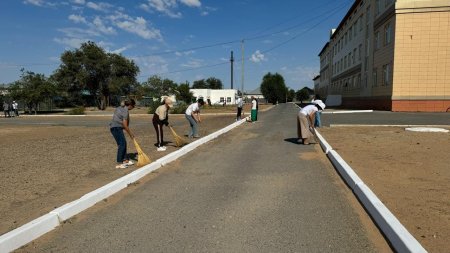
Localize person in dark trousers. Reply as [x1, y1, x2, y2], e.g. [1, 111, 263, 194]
[110, 99, 135, 169]
[152, 97, 173, 151]
[236, 96, 243, 121]
[3, 101, 10, 118]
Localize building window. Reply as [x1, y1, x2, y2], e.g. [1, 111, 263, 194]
[358, 44, 362, 60]
[227, 97, 231, 103]
[375, 0, 381, 16]
[349, 52, 352, 66]
[349, 26, 352, 41]
[383, 63, 391, 85]
[360, 15, 364, 30]
[353, 48, 357, 64]
[366, 6, 371, 24]
[384, 22, 392, 45]
[220, 97, 224, 102]
[385, 0, 393, 7]
[373, 68, 378, 87]
[344, 56, 347, 69]
[374, 31, 380, 50]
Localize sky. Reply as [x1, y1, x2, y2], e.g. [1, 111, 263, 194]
[0, 0, 354, 92]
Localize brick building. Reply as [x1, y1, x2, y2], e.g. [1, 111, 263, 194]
[318, 0, 450, 112]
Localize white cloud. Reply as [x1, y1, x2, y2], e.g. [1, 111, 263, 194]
[53, 37, 88, 48]
[175, 50, 194, 56]
[113, 16, 162, 40]
[281, 65, 318, 88]
[68, 14, 87, 24]
[133, 56, 169, 77]
[179, 0, 201, 7]
[109, 45, 133, 54]
[92, 16, 116, 35]
[250, 50, 266, 63]
[141, 0, 202, 18]
[86, 1, 112, 12]
[181, 59, 203, 68]
[71, 0, 85, 4]
[23, 0, 45, 6]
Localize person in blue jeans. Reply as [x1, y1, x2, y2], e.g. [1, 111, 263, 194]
[185, 98, 205, 138]
[110, 99, 135, 169]
[312, 95, 323, 127]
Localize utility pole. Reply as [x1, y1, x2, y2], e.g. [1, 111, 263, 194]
[230, 51, 234, 89]
[241, 40, 244, 96]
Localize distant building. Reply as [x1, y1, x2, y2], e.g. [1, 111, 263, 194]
[244, 87, 265, 102]
[313, 75, 321, 95]
[190, 89, 238, 105]
[318, 0, 450, 112]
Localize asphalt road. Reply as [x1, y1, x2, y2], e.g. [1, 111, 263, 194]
[20, 104, 389, 252]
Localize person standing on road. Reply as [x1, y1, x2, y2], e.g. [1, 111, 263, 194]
[3, 101, 10, 118]
[185, 98, 205, 138]
[110, 99, 136, 169]
[236, 96, 244, 121]
[250, 96, 258, 122]
[152, 97, 173, 151]
[297, 101, 325, 145]
[311, 95, 323, 128]
[12, 101, 19, 117]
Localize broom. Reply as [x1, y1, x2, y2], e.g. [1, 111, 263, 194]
[133, 138, 151, 167]
[307, 117, 319, 143]
[169, 125, 188, 147]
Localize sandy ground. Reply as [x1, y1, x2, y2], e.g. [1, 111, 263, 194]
[0, 104, 271, 237]
[319, 126, 450, 253]
[1, 106, 448, 253]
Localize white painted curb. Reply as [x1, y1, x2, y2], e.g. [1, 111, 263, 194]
[316, 130, 427, 253]
[354, 183, 427, 253]
[0, 118, 247, 252]
[0, 213, 60, 253]
[322, 110, 373, 114]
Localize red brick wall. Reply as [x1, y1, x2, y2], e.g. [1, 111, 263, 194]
[392, 100, 450, 112]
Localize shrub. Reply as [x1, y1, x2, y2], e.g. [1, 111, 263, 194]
[147, 100, 162, 114]
[170, 102, 188, 114]
[66, 106, 85, 115]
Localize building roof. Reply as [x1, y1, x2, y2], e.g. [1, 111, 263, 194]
[330, 0, 361, 40]
[246, 87, 262, 95]
[318, 42, 329, 56]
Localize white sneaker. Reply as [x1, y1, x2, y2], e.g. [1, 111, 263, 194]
[115, 164, 128, 169]
[157, 146, 166, 151]
[124, 160, 134, 166]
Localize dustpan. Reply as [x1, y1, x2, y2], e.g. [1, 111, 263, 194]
[133, 138, 151, 167]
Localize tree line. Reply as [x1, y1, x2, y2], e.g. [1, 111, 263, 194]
[1, 41, 314, 112]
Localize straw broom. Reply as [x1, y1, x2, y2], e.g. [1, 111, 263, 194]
[133, 138, 151, 167]
[169, 125, 188, 147]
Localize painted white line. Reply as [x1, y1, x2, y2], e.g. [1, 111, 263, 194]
[330, 124, 450, 128]
[0, 213, 60, 253]
[322, 110, 373, 114]
[0, 118, 247, 252]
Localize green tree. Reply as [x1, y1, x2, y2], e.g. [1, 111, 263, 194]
[141, 75, 177, 100]
[287, 88, 296, 102]
[9, 69, 57, 114]
[176, 81, 194, 104]
[206, 77, 223, 89]
[260, 72, 288, 104]
[296, 88, 310, 103]
[192, 79, 207, 89]
[52, 41, 139, 109]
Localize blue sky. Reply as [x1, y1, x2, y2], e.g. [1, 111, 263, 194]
[0, 0, 353, 91]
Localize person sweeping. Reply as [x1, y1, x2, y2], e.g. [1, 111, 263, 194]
[185, 98, 205, 138]
[110, 99, 136, 169]
[297, 100, 325, 145]
[152, 97, 173, 151]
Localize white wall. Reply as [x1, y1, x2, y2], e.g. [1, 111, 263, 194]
[191, 89, 238, 105]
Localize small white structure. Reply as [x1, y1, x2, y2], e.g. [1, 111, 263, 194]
[244, 87, 265, 101]
[190, 89, 238, 105]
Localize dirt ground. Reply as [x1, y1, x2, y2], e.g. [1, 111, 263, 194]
[1, 106, 448, 253]
[319, 126, 450, 253]
[0, 104, 272, 237]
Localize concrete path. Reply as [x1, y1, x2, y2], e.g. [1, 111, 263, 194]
[21, 104, 389, 252]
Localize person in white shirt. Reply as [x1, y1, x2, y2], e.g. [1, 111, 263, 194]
[297, 101, 325, 145]
[185, 98, 205, 138]
[250, 96, 258, 122]
[236, 96, 244, 121]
